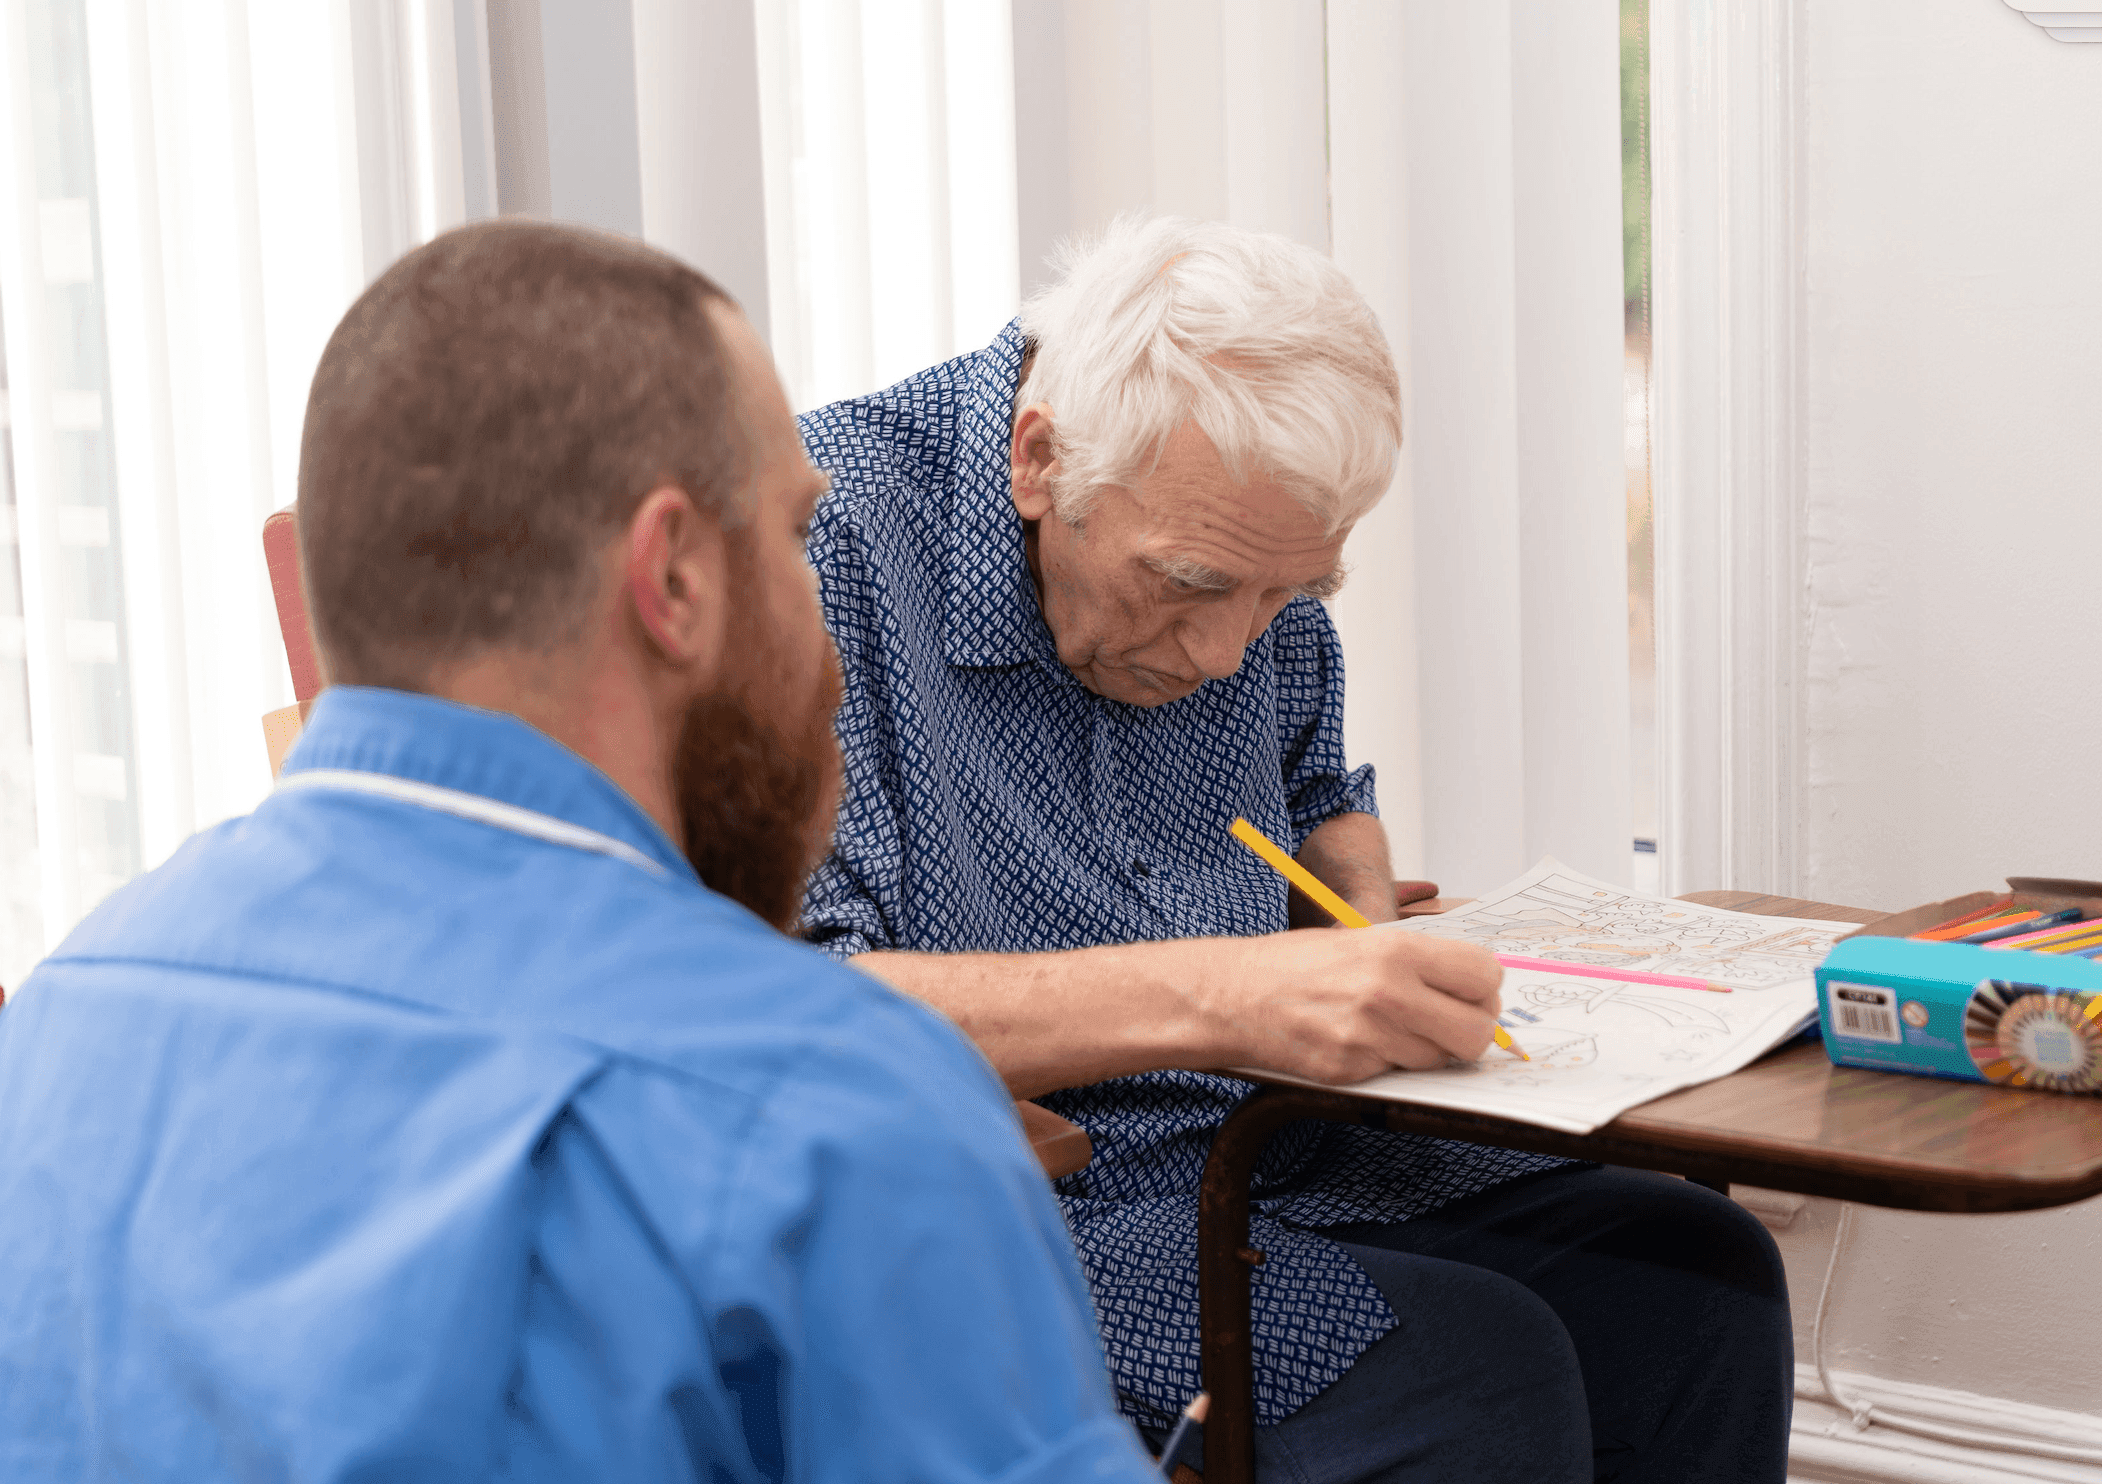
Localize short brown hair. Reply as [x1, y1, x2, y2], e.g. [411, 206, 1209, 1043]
[298, 218, 745, 687]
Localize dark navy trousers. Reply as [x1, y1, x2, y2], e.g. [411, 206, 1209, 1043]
[1149, 1166, 1793, 1483]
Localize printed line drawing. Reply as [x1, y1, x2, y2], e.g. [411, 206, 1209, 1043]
[1243, 859, 1838, 1134]
[1408, 858, 1851, 991]
[1305, 954, 1822, 1133]
[1521, 979, 1732, 1035]
[1487, 1026, 1599, 1070]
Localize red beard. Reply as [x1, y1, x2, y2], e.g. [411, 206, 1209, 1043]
[672, 601, 844, 933]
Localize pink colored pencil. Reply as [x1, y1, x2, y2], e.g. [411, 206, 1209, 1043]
[1494, 954, 1734, 994]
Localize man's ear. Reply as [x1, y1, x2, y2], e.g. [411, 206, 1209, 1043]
[1010, 404, 1059, 523]
[624, 486, 728, 687]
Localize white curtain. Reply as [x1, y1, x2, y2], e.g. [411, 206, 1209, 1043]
[0, 0, 478, 985]
[1334, 0, 1631, 894]
[754, 0, 1020, 413]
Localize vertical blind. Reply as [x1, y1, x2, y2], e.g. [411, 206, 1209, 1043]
[0, 0, 467, 984]
[0, 0, 364, 982]
[754, 0, 1019, 413]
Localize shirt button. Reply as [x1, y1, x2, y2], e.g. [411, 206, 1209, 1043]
[1132, 860, 1151, 878]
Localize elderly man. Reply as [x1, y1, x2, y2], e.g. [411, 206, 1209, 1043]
[0, 222, 1157, 1483]
[800, 217, 1793, 1483]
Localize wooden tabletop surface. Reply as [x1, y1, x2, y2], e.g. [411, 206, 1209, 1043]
[1248, 890, 2102, 1213]
[1610, 891, 2102, 1211]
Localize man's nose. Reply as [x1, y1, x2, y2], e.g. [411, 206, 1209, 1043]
[1179, 605, 1253, 681]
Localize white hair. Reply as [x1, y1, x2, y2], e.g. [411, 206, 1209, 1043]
[1016, 214, 1401, 533]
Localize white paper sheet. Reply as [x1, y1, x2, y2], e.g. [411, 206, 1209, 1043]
[1238, 859, 1853, 1134]
[1398, 857, 1852, 991]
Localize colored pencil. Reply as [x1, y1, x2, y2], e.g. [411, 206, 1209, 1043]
[1493, 953, 1733, 995]
[1917, 906, 2028, 940]
[1226, 817, 1528, 1061]
[2028, 928, 2102, 956]
[1920, 908, 2037, 941]
[1157, 1393, 1209, 1476]
[1985, 914, 2096, 943]
[1908, 895, 2017, 929]
[1947, 912, 2041, 943]
[2039, 938, 2102, 958]
[2017, 924, 2102, 950]
[2004, 915, 2098, 941]
[1960, 908, 2082, 945]
[1916, 916, 2031, 943]
[1913, 897, 2018, 939]
[1986, 918, 2102, 952]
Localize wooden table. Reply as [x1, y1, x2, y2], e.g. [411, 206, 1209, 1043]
[1194, 892, 2102, 1484]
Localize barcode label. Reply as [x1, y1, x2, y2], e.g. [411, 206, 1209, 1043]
[1830, 983, 1903, 1043]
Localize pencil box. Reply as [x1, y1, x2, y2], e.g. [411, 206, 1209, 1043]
[1815, 878, 2102, 1094]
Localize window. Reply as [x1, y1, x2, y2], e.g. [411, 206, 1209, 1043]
[0, 1, 366, 988]
[1622, 0, 1656, 893]
[0, 0, 138, 980]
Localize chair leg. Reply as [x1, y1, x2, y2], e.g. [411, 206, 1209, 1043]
[1198, 1085, 1389, 1484]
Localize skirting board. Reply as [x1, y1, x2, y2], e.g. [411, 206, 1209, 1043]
[1790, 1364, 2102, 1484]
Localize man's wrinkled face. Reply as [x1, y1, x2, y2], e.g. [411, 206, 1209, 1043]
[673, 307, 843, 930]
[1012, 418, 1348, 707]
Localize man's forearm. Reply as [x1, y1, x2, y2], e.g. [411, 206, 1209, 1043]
[1294, 811, 1397, 926]
[849, 856, 1505, 1101]
[851, 939, 1249, 1100]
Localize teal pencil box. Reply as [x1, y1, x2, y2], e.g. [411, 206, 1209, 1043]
[1817, 879, 2102, 1094]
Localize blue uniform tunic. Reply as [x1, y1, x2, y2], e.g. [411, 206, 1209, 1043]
[0, 686, 1154, 1484]
[797, 322, 1570, 1427]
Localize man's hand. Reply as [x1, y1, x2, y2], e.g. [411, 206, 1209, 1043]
[857, 923, 1505, 1098]
[1193, 927, 1504, 1085]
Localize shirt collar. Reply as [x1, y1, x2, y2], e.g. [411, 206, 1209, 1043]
[280, 686, 696, 881]
[941, 319, 1056, 669]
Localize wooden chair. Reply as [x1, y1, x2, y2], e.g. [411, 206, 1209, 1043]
[259, 509, 319, 775]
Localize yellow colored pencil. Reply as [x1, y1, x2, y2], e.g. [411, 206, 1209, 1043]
[1227, 817, 1529, 1062]
[2036, 930, 2102, 956]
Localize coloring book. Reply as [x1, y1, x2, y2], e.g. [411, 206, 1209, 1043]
[1244, 859, 1856, 1134]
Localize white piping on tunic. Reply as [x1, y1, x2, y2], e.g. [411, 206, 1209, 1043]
[276, 768, 669, 879]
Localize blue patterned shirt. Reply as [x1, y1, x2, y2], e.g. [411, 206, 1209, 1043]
[798, 322, 1568, 1426]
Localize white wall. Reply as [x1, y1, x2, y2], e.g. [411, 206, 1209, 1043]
[1801, 0, 2102, 913]
[1773, 1196, 2102, 1420]
[1783, 0, 2102, 1450]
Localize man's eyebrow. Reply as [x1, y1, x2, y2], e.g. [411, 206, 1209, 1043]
[1143, 554, 1238, 592]
[1298, 565, 1348, 600]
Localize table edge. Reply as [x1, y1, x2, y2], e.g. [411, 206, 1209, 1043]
[1235, 890, 2102, 1213]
